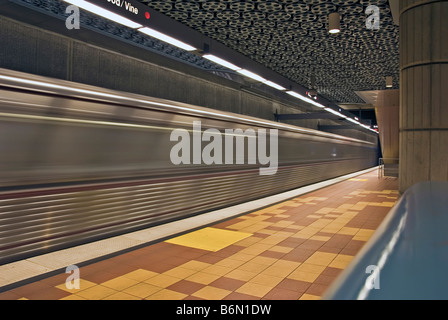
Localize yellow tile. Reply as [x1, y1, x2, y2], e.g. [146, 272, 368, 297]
[229, 252, 256, 262]
[103, 292, 141, 300]
[123, 283, 162, 299]
[179, 260, 211, 271]
[328, 254, 354, 269]
[249, 274, 283, 287]
[295, 263, 326, 274]
[238, 261, 269, 273]
[122, 269, 158, 282]
[352, 235, 371, 241]
[356, 229, 375, 237]
[163, 267, 198, 279]
[202, 265, 233, 277]
[338, 227, 360, 236]
[261, 262, 298, 278]
[249, 256, 278, 266]
[192, 286, 232, 300]
[304, 252, 337, 267]
[77, 285, 118, 300]
[300, 294, 321, 300]
[269, 246, 293, 254]
[185, 272, 221, 285]
[236, 282, 272, 298]
[287, 271, 320, 283]
[239, 243, 273, 256]
[60, 294, 87, 300]
[55, 279, 97, 294]
[215, 258, 246, 269]
[225, 269, 257, 282]
[101, 276, 140, 291]
[315, 207, 335, 214]
[165, 227, 252, 252]
[146, 289, 187, 300]
[234, 236, 263, 247]
[144, 274, 181, 288]
[310, 235, 331, 242]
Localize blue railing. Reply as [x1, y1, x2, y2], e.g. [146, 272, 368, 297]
[323, 181, 448, 300]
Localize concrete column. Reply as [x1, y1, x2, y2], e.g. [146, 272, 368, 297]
[376, 90, 400, 160]
[399, 0, 448, 193]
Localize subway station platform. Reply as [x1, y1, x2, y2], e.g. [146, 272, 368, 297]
[0, 168, 398, 300]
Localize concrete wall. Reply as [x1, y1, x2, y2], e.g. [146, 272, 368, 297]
[0, 14, 376, 144]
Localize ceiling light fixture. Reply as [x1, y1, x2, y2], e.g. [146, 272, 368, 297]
[139, 27, 197, 51]
[203, 54, 241, 71]
[237, 69, 267, 82]
[263, 80, 287, 91]
[386, 76, 393, 88]
[63, 0, 143, 29]
[329, 12, 341, 34]
[287, 91, 325, 108]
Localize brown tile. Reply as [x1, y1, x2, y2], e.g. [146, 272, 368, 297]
[263, 288, 303, 300]
[305, 283, 328, 296]
[282, 248, 315, 263]
[183, 295, 206, 300]
[276, 279, 310, 293]
[209, 277, 245, 292]
[10, 281, 53, 299]
[298, 239, 325, 251]
[314, 274, 337, 286]
[24, 286, 71, 300]
[0, 290, 23, 300]
[320, 267, 343, 278]
[82, 271, 118, 283]
[195, 254, 225, 264]
[167, 280, 206, 295]
[214, 245, 243, 257]
[259, 250, 286, 260]
[223, 292, 260, 300]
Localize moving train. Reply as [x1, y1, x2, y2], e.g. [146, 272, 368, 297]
[0, 68, 378, 264]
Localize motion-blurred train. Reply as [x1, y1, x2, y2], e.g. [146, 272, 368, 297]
[0, 69, 378, 264]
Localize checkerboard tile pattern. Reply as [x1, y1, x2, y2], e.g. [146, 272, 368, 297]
[0, 172, 398, 300]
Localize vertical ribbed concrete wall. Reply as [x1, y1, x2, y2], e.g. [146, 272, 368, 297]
[399, 0, 448, 193]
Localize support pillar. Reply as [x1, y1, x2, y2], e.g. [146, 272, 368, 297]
[399, 0, 448, 193]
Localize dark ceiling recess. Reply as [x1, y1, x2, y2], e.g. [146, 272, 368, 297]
[140, 0, 399, 105]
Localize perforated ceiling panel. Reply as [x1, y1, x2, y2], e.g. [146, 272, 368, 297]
[140, 0, 399, 104]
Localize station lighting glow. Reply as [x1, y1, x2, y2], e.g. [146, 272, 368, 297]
[237, 69, 267, 82]
[325, 108, 347, 118]
[286, 91, 325, 108]
[263, 81, 287, 91]
[139, 27, 197, 51]
[63, 0, 143, 29]
[203, 54, 241, 71]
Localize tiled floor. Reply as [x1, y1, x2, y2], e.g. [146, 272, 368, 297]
[0, 171, 398, 300]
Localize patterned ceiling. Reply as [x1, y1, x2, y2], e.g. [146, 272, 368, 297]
[13, 0, 399, 105]
[139, 0, 400, 104]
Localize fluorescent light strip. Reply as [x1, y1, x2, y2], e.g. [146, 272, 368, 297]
[139, 27, 196, 51]
[263, 81, 286, 91]
[203, 54, 241, 71]
[237, 69, 267, 82]
[287, 91, 325, 108]
[63, 0, 142, 29]
[325, 108, 347, 118]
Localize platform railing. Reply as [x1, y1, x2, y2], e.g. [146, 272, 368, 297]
[323, 181, 448, 300]
[378, 158, 399, 178]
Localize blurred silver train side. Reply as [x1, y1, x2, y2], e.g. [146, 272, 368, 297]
[0, 69, 378, 265]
